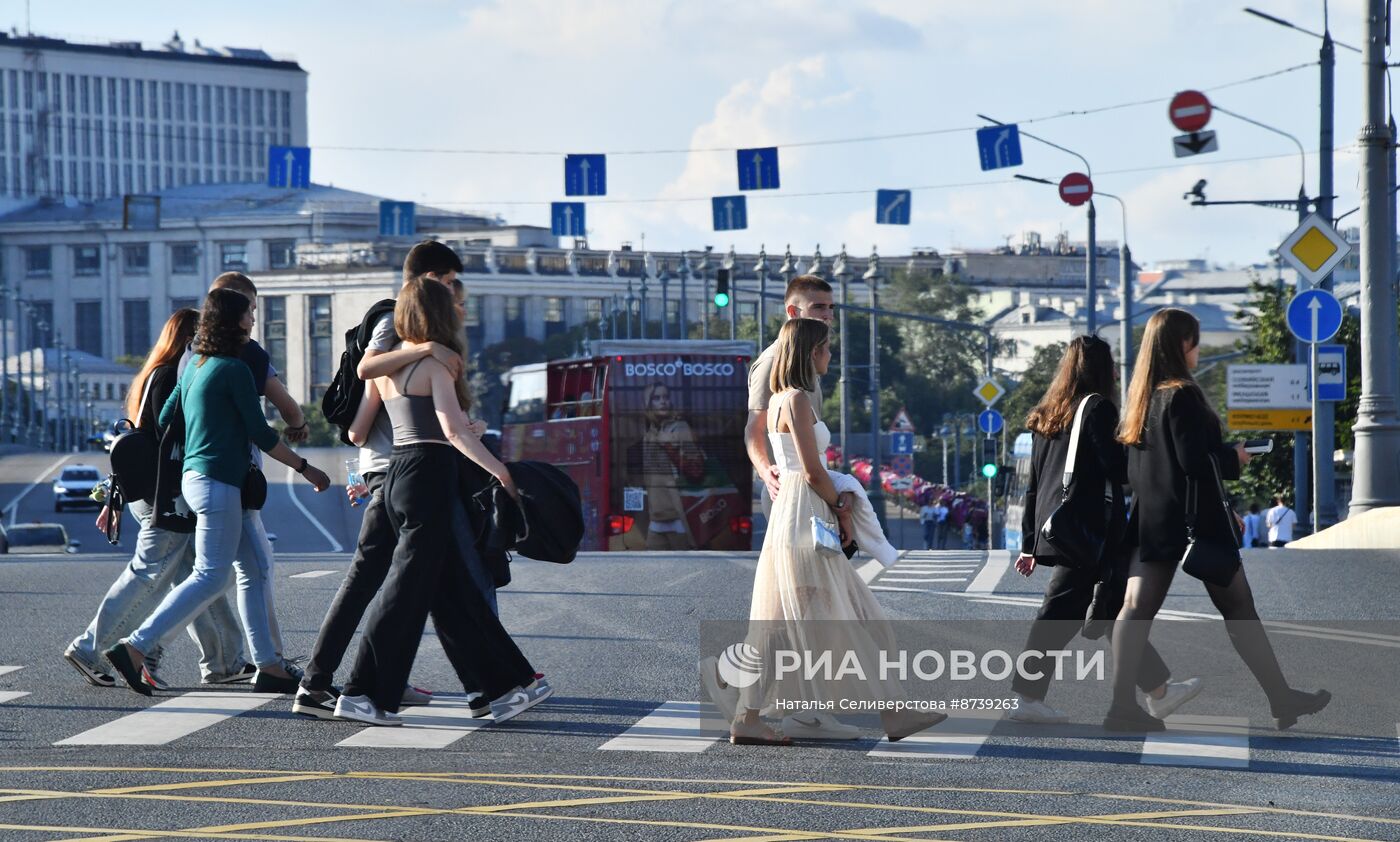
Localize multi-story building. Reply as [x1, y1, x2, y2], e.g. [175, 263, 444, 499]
[0, 30, 306, 203]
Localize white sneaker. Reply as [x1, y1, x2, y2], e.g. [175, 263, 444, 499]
[1007, 697, 1070, 724]
[780, 712, 862, 740]
[489, 678, 553, 724]
[1145, 677, 1203, 719]
[333, 694, 402, 726]
[699, 656, 739, 722]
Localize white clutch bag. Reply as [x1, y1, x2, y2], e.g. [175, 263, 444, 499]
[810, 513, 843, 557]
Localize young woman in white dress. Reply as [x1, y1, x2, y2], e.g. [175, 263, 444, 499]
[724, 318, 946, 745]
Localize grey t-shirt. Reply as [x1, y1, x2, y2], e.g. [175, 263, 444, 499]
[359, 313, 398, 475]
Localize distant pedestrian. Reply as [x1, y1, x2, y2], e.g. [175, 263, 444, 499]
[1242, 503, 1263, 549]
[1111, 308, 1329, 732]
[1266, 496, 1296, 547]
[934, 498, 950, 549]
[918, 500, 937, 549]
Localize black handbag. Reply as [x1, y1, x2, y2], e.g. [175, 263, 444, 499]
[1180, 453, 1241, 587]
[106, 378, 160, 504]
[242, 463, 267, 510]
[1039, 395, 1114, 569]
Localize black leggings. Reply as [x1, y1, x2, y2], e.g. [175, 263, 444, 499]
[1110, 554, 1290, 710]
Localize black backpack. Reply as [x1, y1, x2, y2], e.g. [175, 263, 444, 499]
[320, 298, 397, 446]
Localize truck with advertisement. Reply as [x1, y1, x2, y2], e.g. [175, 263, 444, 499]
[500, 339, 755, 552]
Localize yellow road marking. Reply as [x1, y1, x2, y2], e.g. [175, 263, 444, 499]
[1092, 792, 1400, 826]
[0, 824, 389, 842]
[90, 773, 338, 795]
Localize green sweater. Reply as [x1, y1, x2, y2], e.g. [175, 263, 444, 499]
[160, 355, 280, 488]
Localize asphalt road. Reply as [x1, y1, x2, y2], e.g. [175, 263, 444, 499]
[0, 451, 1397, 840]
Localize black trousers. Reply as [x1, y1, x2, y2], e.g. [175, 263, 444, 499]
[1011, 562, 1171, 702]
[344, 444, 534, 711]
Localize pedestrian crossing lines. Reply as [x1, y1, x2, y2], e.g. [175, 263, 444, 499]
[867, 710, 1000, 760]
[598, 700, 728, 752]
[0, 665, 23, 677]
[870, 551, 988, 592]
[0, 665, 26, 704]
[1141, 715, 1250, 769]
[55, 692, 283, 746]
[337, 695, 489, 749]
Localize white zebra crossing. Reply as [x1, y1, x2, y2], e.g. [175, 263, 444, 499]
[54, 692, 282, 746]
[867, 711, 1000, 760]
[337, 695, 488, 749]
[1141, 715, 1251, 769]
[597, 700, 728, 753]
[288, 570, 338, 579]
[0, 665, 23, 677]
[0, 691, 28, 704]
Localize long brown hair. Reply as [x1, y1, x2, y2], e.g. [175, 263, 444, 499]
[1026, 335, 1115, 437]
[193, 288, 252, 362]
[395, 275, 471, 410]
[126, 308, 199, 420]
[1117, 308, 1206, 446]
[770, 318, 829, 395]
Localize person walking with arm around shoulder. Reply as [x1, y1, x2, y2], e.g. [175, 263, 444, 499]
[104, 289, 330, 696]
[1009, 336, 1200, 725]
[1108, 308, 1330, 732]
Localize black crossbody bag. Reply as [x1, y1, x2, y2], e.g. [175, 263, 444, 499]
[1039, 394, 1114, 569]
[1180, 453, 1242, 587]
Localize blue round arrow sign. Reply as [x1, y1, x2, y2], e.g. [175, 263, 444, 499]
[978, 409, 1004, 435]
[1286, 289, 1343, 344]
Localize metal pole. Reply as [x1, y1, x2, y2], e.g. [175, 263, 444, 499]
[834, 247, 851, 471]
[865, 250, 885, 530]
[1292, 190, 1310, 526]
[625, 282, 635, 340]
[755, 246, 769, 347]
[638, 273, 649, 339]
[1350, 0, 1400, 514]
[1314, 23, 1338, 526]
[724, 247, 738, 340]
[954, 421, 962, 490]
[697, 247, 711, 341]
[1086, 200, 1098, 334]
[1098, 191, 1132, 403]
[941, 434, 948, 485]
[659, 269, 670, 341]
[679, 253, 690, 339]
[1, 287, 8, 439]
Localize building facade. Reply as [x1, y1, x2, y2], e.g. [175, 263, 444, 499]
[0, 30, 307, 203]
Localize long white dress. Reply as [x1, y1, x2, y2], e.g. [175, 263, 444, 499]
[739, 389, 904, 713]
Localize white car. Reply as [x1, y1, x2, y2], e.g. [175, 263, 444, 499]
[52, 464, 103, 512]
[0, 523, 81, 554]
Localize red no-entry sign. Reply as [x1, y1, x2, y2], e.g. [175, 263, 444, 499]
[1169, 90, 1212, 133]
[1058, 172, 1093, 207]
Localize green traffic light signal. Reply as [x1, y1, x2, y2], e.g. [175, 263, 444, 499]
[981, 463, 998, 479]
[713, 292, 730, 307]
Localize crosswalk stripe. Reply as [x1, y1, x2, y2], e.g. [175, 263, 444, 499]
[879, 578, 968, 584]
[0, 691, 28, 704]
[54, 692, 282, 746]
[885, 569, 977, 576]
[966, 552, 1008, 594]
[871, 585, 934, 593]
[867, 711, 1000, 760]
[288, 570, 338, 579]
[597, 700, 727, 753]
[0, 666, 22, 677]
[1141, 715, 1250, 769]
[336, 696, 488, 749]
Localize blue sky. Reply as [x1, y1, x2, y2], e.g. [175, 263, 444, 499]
[13, 0, 1376, 267]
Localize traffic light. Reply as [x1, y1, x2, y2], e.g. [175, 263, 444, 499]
[993, 464, 1014, 498]
[714, 268, 731, 307]
[980, 436, 998, 479]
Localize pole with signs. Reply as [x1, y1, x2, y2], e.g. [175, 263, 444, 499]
[1286, 288, 1343, 532]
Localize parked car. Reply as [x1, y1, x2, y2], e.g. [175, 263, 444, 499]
[52, 464, 102, 512]
[0, 523, 81, 554]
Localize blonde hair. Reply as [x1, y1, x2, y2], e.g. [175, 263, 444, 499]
[769, 318, 829, 395]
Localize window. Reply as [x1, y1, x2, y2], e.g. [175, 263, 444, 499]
[122, 299, 149, 356]
[545, 296, 565, 338]
[121, 243, 149, 275]
[24, 246, 51, 277]
[504, 368, 547, 425]
[170, 243, 198, 274]
[267, 239, 295, 269]
[307, 295, 332, 401]
[666, 299, 680, 334]
[73, 245, 100, 276]
[263, 296, 286, 375]
[585, 298, 604, 324]
[505, 296, 526, 339]
[74, 301, 102, 356]
[219, 242, 247, 272]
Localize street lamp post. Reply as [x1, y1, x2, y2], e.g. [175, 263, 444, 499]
[679, 252, 692, 339]
[754, 246, 770, 347]
[696, 246, 712, 341]
[864, 248, 885, 530]
[625, 281, 635, 340]
[34, 318, 46, 449]
[638, 267, 650, 340]
[833, 247, 852, 471]
[723, 246, 738, 339]
[1097, 192, 1133, 402]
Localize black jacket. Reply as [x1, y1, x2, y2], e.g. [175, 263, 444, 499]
[1021, 395, 1127, 563]
[1125, 385, 1241, 561]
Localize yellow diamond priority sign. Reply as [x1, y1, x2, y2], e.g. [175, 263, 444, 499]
[1277, 213, 1350, 287]
[974, 377, 1005, 407]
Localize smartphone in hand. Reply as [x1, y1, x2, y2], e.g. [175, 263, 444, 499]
[1242, 438, 1274, 455]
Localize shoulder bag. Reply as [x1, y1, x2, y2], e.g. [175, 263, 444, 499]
[106, 376, 160, 504]
[1038, 394, 1114, 568]
[1179, 453, 1242, 587]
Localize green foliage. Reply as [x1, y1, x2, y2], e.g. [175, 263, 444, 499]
[295, 403, 339, 447]
[998, 342, 1067, 440]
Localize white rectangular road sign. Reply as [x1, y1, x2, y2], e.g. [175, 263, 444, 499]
[1227, 364, 1309, 409]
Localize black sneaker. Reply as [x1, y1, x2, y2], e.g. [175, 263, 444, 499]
[64, 649, 116, 687]
[292, 687, 340, 719]
[103, 643, 152, 697]
[202, 663, 256, 685]
[253, 668, 300, 695]
[467, 693, 491, 719]
[1103, 703, 1165, 732]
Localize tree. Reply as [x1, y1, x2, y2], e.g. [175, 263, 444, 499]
[295, 403, 339, 447]
[998, 342, 1068, 440]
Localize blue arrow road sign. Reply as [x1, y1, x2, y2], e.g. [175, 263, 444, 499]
[975, 125, 1023, 171]
[378, 201, 415, 237]
[267, 145, 310, 188]
[551, 202, 586, 237]
[712, 195, 747, 231]
[564, 154, 606, 196]
[1286, 288, 1343, 344]
[890, 431, 915, 455]
[978, 408, 1004, 435]
[876, 189, 911, 225]
[1315, 344, 1346, 401]
[737, 146, 780, 190]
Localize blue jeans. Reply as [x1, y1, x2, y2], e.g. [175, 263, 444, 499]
[238, 508, 284, 659]
[68, 499, 246, 677]
[127, 472, 280, 667]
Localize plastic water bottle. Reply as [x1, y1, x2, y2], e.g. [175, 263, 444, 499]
[345, 459, 371, 507]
